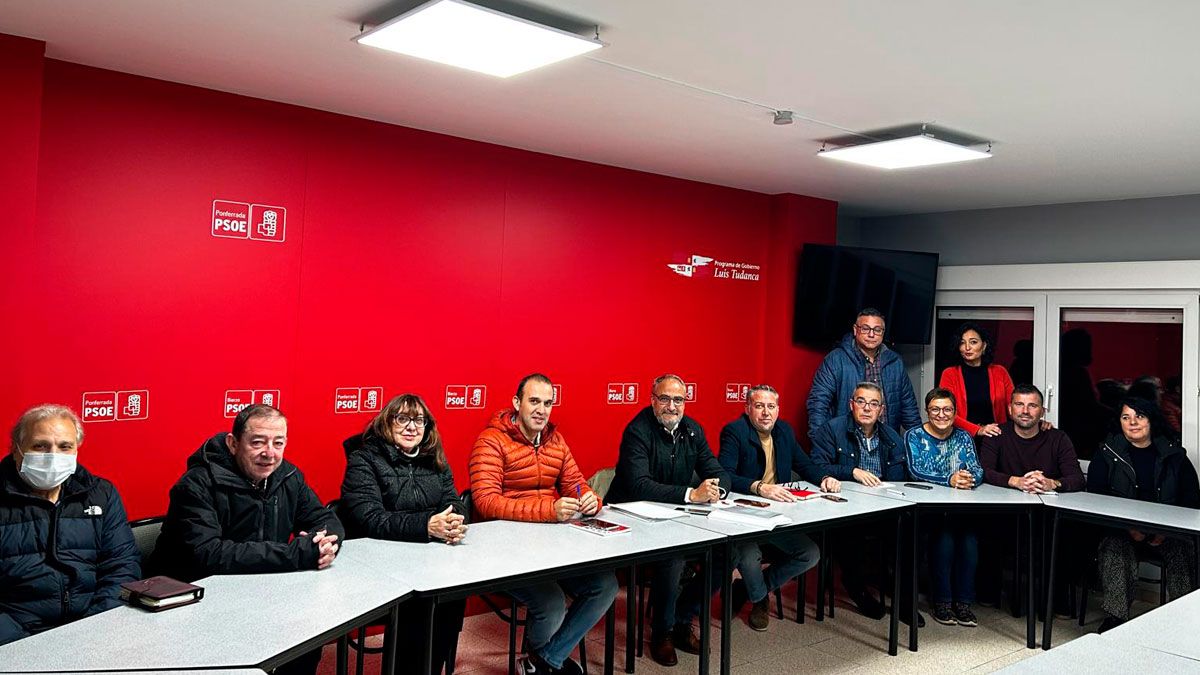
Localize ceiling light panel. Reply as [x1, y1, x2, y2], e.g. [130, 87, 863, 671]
[818, 135, 992, 170]
[355, 0, 603, 78]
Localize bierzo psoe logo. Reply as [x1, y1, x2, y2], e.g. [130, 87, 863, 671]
[725, 383, 751, 403]
[211, 200, 286, 242]
[223, 390, 281, 418]
[445, 385, 487, 410]
[81, 390, 149, 422]
[667, 253, 761, 281]
[334, 387, 384, 414]
[606, 383, 640, 405]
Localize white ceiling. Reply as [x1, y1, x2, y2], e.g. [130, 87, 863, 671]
[4, 0, 1200, 216]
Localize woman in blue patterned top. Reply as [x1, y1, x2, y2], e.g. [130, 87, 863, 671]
[905, 387, 984, 628]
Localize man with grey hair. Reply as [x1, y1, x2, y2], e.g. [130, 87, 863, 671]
[608, 374, 729, 667]
[811, 381, 919, 625]
[0, 404, 140, 645]
[718, 384, 839, 631]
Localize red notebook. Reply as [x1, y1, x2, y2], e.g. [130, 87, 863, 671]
[785, 488, 824, 500]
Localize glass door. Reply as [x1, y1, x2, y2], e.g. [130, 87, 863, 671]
[1045, 293, 1199, 462]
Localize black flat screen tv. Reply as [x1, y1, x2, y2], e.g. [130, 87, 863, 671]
[793, 244, 939, 346]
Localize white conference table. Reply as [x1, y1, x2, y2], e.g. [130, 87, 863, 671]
[0, 556, 411, 673]
[840, 480, 1043, 651]
[995, 633, 1198, 673]
[1039, 491, 1200, 649]
[672, 489, 910, 675]
[1100, 587, 1200, 662]
[337, 509, 726, 675]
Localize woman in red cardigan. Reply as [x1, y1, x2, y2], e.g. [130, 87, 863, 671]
[939, 322, 1013, 438]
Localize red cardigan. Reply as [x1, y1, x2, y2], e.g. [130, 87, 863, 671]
[938, 364, 1014, 436]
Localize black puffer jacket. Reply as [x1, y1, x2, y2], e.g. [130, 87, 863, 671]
[148, 433, 344, 582]
[1087, 433, 1200, 508]
[0, 456, 140, 645]
[339, 434, 465, 541]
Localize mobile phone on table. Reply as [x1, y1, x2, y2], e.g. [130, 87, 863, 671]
[734, 498, 770, 508]
[821, 494, 848, 503]
[903, 483, 933, 490]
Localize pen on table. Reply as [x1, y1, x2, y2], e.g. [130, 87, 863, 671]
[887, 488, 906, 497]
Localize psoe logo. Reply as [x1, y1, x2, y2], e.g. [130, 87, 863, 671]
[334, 388, 361, 414]
[334, 386, 384, 414]
[223, 389, 282, 418]
[249, 204, 286, 243]
[81, 390, 149, 422]
[684, 382, 697, 403]
[445, 385, 487, 410]
[725, 383, 751, 403]
[212, 200, 249, 239]
[606, 383, 640, 405]
[552, 384, 563, 406]
[667, 252, 761, 281]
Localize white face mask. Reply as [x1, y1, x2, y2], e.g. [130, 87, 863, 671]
[18, 451, 77, 491]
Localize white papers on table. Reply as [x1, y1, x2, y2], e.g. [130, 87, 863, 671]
[708, 505, 792, 531]
[608, 501, 688, 520]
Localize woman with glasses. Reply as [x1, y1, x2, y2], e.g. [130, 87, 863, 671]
[340, 394, 467, 675]
[938, 321, 1014, 439]
[905, 388, 985, 627]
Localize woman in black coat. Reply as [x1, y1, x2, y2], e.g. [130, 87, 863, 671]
[340, 394, 467, 675]
[1087, 396, 1199, 631]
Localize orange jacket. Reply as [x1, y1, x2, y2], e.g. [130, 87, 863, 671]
[469, 410, 599, 523]
[939, 364, 1014, 436]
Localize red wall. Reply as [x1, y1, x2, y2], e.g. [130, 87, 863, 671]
[0, 35, 836, 519]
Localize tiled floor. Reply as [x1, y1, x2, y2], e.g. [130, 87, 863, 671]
[317, 585, 1128, 675]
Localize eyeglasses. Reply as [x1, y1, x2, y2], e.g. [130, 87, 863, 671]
[654, 395, 686, 406]
[855, 324, 885, 336]
[392, 415, 427, 428]
[927, 407, 955, 417]
[852, 397, 882, 410]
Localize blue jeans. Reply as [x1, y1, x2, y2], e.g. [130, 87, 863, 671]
[735, 532, 820, 603]
[508, 572, 619, 669]
[929, 515, 978, 604]
[649, 556, 726, 636]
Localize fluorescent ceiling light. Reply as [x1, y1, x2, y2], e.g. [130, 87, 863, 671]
[355, 0, 604, 78]
[817, 135, 992, 170]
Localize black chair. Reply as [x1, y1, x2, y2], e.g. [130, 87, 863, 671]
[128, 515, 165, 566]
[462, 488, 588, 675]
[1077, 551, 1168, 625]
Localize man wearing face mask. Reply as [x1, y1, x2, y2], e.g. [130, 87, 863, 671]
[0, 404, 141, 645]
[608, 374, 730, 667]
[149, 404, 342, 675]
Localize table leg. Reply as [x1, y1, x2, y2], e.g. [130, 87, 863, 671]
[720, 540, 733, 675]
[336, 633, 348, 675]
[699, 547, 713, 675]
[889, 512, 901, 656]
[625, 565, 637, 674]
[1194, 534, 1200, 591]
[605, 599, 616, 675]
[1026, 508, 1036, 649]
[422, 597, 437, 675]
[816, 530, 827, 621]
[909, 509, 919, 652]
[383, 603, 400, 675]
[1041, 511, 1060, 650]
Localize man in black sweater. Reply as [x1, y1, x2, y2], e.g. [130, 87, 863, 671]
[978, 385, 1085, 493]
[607, 374, 729, 668]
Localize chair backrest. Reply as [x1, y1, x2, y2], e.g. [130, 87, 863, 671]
[459, 489, 473, 519]
[343, 433, 365, 459]
[129, 516, 165, 565]
[587, 467, 616, 500]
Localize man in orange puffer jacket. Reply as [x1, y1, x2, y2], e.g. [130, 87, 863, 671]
[469, 373, 618, 675]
